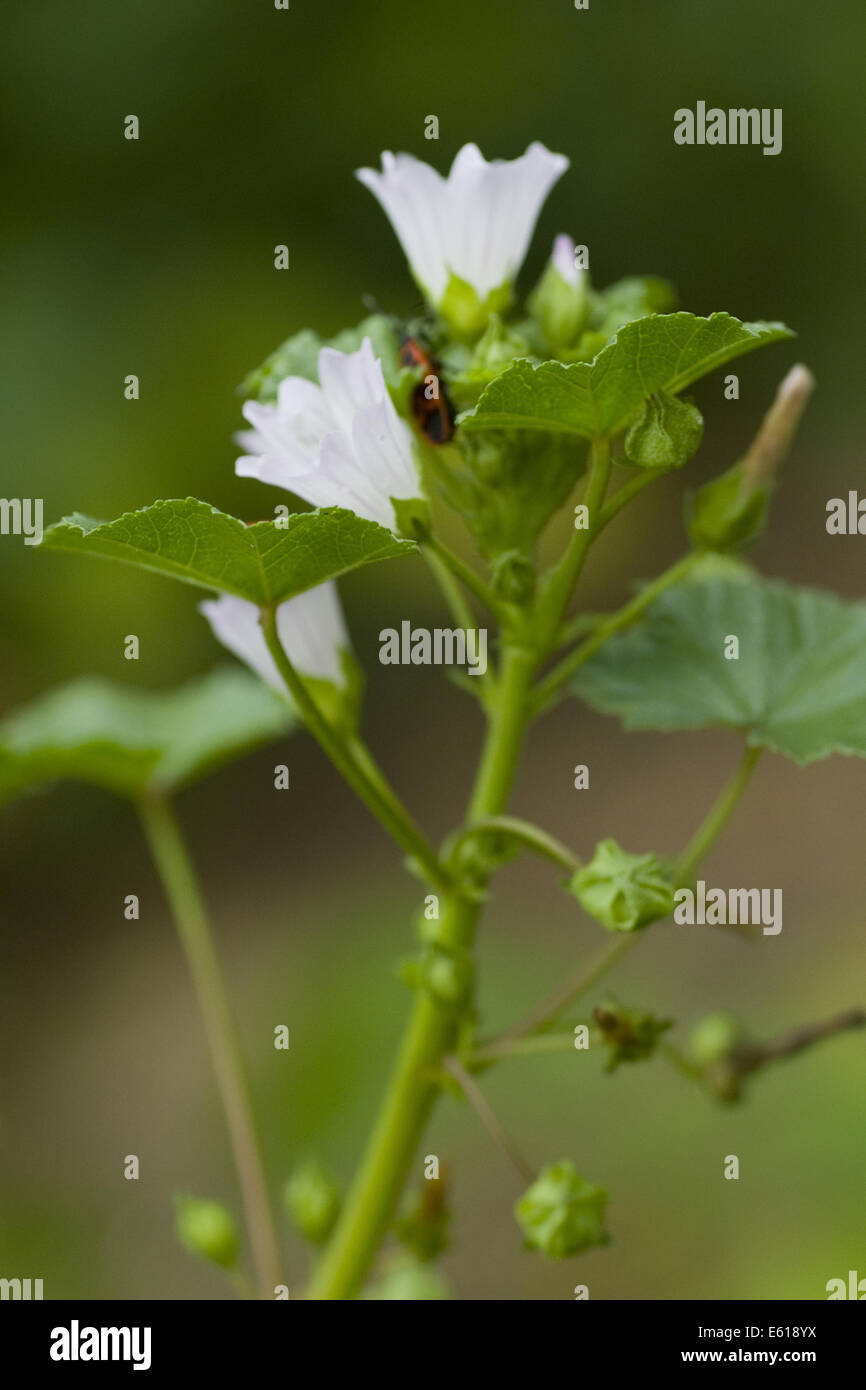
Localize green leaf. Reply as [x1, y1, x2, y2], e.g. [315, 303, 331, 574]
[40, 499, 415, 604]
[573, 565, 866, 764]
[240, 313, 408, 401]
[591, 275, 677, 338]
[460, 313, 792, 440]
[0, 667, 297, 805]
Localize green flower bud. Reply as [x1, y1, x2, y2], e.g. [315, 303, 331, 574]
[283, 1160, 341, 1245]
[689, 1011, 746, 1067]
[516, 1160, 609, 1259]
[690, 1012, 748, 1104]
[174, 1195, 238, 1269]
[527, 237, 591, 351]
[419, 944, 474, 1005]
[569, 839, 674, 932]
[686, 461, 769, 551]
[490, 550, 536, 605]
[624, 392, 704, 470]
[593, 1000, 672, 1072]
[361, 1254, 451, 1300]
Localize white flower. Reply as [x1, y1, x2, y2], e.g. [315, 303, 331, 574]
[550, 234, 585, 290]
[356, 142, 569, 328]
[200, 583, 350, 692]
[236, 338, 421, 532]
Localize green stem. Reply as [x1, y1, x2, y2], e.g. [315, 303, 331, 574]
[485, 745, 764, 1053]
[423, 546, 475, 634]
[449, 814, 581, 874]
[307, 643, 538, 1299]
[595, 468, 662, 533]
[307, 453, 615, 1299]
[421, 535, 512, 626]
[533, 551, 701, 713]
[673, 744, 763, 886]
[137, 794, 281, 1299]
[259, 606, 452, 896]
[534, 437, 612, 651]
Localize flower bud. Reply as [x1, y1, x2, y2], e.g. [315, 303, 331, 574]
[361, 1254, 451, 1300]
[515, 1160, 609, 1259]
[283, 1160, 341, 1245]
[528, 235, 591, 351]
[686, 460, 769, 551]
[687, 364, 814, 551]
[490, 550, 536, 605]
[624, 392, 704, 470]
[593, 1000, 672, 1072]
[174, 1195, 238, 1269]
[689, 1011, 746, 1067]
[568, 839, 674, 932]
[689, 1011, 748, 1103]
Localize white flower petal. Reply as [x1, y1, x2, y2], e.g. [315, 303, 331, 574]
[551, 233, 584, 288]
[235, 337, 421, 531]
[356, 141, 569, 304]
[200, 583, 349, 691]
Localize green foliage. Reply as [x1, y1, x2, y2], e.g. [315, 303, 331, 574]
[0, 668, 296, 805]
[686, 460, 770, 550]
[515, 1161, 609, 1259]
[240, 313, 408, 401]
[574, 565, 866, 764]
[568, 839, 675, 932]
[40, 499, 415, 605]
[590, 276, 677, 339]
[174, 1195, 238, 1269]
[460, 313, 792, 440]
[283, 1160, 341, 1245]
[593, 1000, 673, 1072]
[426, 429, 584, 561]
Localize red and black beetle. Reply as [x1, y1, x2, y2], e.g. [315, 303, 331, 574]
[399, 333, 456, 445]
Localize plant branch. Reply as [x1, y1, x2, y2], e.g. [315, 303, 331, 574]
[137, 794, 281, 1299]
[422, 535, 512, 626]
[533, 551, 701, 714]
[484, 743, 766, 1055]
[422, 545, 476, 634]
[673, 744, 763, 887]
[735, 1007, 866, 1076]
[441, 1055, 535, 1183]
[448, 814, 581, 874]
[534, 436, 612, 650]
[259, 605, 453, 896]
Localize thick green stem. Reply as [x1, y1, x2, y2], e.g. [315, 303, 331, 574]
[307, 644, 537, 1299]
[138, 794, 281, 1299]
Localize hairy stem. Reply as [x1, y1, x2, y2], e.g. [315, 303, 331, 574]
[138, 794, 281, 1299]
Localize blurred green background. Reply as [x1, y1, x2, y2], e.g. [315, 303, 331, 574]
[1, 0, 864, 1299]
